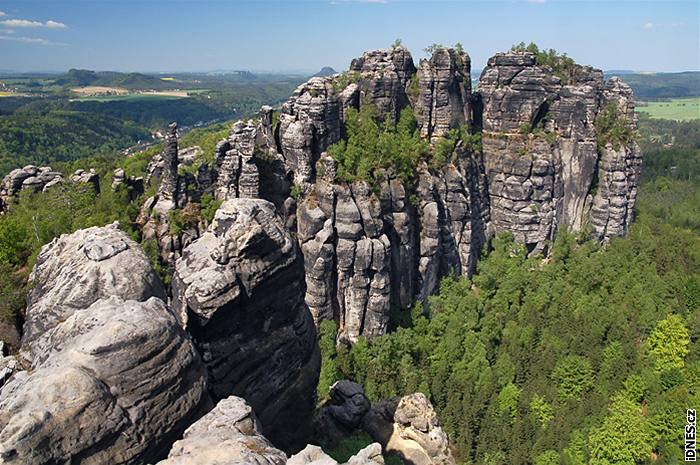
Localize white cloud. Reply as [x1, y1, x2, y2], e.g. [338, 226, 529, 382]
[0, 19, 67, 29]
[1, 29, 15, 34]
[0, 11, 6, 17]
[0, 35, 67, 46]
[45, 20, 67, 29]
[643, 22, 654, 29]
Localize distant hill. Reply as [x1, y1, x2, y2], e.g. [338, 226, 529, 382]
[606, 71, 700, 99]
[54, 69, 172, 90]
[313, 67, 337, 77]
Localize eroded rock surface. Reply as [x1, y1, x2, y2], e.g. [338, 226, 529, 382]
[479, 51, 641, 252]
[172, 198, 320, 448]
[315, 380, 371, 439]
[157, 396, 286, 465]
[0, 295, 209, 465]
[415, 47, 472, 141]
[21, 222, 166, 361]
[363, 393, 455, 465]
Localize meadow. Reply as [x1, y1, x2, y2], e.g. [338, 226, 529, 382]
[636, 97, 700, 121]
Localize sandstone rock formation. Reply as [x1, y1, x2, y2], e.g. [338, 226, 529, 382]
[0, 165, 101, 213]
[479, 51, 641, 251]
[349, 45, 416, 122]
[415, 47, 472, 141]
[157, 396, 287, 465]
[132, 45, 640, 346]
[69, 168, 100, 194]
[315, 380, 371, 439]
[279, 77, 341, 183]
[363, 393, 455, 465]
[112, 168, 144, 202]
[159, 395, 384, 465]
[289, 444, 384, 465]
[172, 198, 320, 448]
[0, 297, 209, 465]
[21, 222, 166, 361]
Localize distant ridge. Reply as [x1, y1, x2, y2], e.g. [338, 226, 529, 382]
[313, 66, 337, 77]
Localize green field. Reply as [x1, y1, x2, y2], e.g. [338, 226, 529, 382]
[70, 93, 188, 102]
[636, 97, 700, 121]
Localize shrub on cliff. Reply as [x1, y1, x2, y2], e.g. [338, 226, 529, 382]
[328, 105, 428, 185]
[511, 42, 576, 84]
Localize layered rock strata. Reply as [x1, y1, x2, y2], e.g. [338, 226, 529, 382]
[172, 198, 320, 448]
[21, 222, 166, 361]
[479, 52, 641, 251]
[0, 222, 209, 465]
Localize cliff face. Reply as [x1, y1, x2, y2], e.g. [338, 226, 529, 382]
[479, 53, 641, 251]
[135, 45, 640, 345]
[171, 198, 320, 448]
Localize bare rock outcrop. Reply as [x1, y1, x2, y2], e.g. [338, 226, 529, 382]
[349, 46, 416, 122]
[69, 168, 100, 194]
[157, 396, 286, 465]
[0, 165, 102, 213]
[159, 395, 383, 465]
[0, 296, 209, 465]
[290, 444, 384, 465]
[363, 393, 455, 465]
[415, 47, 472, 141]
[214, 120, 260, 200]
[112, 168, 145, 202]
[479, 51, 641, 252]
[279, 77, 342, 183]
[21, 222, 166, 361]
[315, 380, 371, 439]
[172, 198, 320, 448]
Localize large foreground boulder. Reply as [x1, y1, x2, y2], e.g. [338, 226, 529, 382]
[0, 297, 209, 465]
[21, 222, 166, 361]
[157, 396, 287, 465]
[172, 198, 320, 448]
[159, 396, 384, 465]
[363, 393, 455, 465]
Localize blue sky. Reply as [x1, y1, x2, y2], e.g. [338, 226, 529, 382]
[0, 0, 697, 73]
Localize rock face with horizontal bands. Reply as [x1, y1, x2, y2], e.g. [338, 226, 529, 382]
[479, 51, 641, 253]
[349, 45, 416, 122]
[0, 295, 209, 465]
[172, 198, 320, 448]
[279, 77, 342, 183]
[415, 47, 472, 141]
[21, 222, 167, 361]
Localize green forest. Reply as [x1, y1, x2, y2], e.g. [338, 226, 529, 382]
[318, 117, 700, 464]
[0, 75, 301, 177]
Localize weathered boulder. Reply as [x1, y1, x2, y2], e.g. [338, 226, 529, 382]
[363, 393, 455, 465]
[316, 380, 371, 439]
[290, 444, 384, 465]
[415, 47, 472, 141]
[21, 222, 166, 361]
[172, 198, 320, 448]
[157, 396, 286, 465]
[0, 296, 209, 465]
